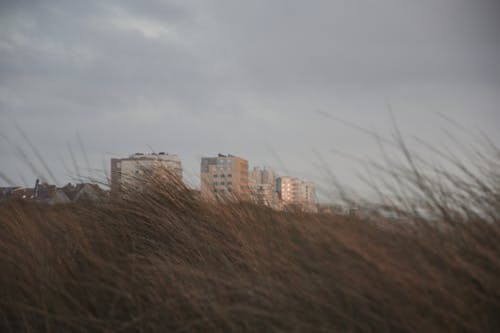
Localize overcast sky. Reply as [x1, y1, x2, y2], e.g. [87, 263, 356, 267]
[1, 0, 499, 199]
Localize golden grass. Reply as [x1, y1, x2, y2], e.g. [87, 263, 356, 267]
[1, 137, 499, 332]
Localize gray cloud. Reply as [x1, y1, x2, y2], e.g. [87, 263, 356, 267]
[1, 0, 499, 198]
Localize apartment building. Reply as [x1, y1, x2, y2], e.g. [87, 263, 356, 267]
[200, 154, 249, 200]
[250, 166, 279, 208]
[111, 152, 182, 193]
[277, 176, 317, 212]
[277, 176, 293, 203]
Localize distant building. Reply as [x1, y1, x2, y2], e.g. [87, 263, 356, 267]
[200, 154, 249, 200]
[317, 203, 345, 215]
[1, 182, 106, 204]
[302, 181, 317, 209]
[1, 182, 64, 204]
[111, 152, 182, 193]
[34, 182, 57, 201]
[250, 166, 280, 208]
[277, 176, 295, 203]
[0, 187, 23, 201]
[0, 181, 54, 201]
[60, 183, 105, 202]
[250, 166, 276, 186]
[277, 176, 317, 212]
[48, 189, 71, 205]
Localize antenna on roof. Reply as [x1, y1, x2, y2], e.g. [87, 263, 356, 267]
[33, 179, 40, 199]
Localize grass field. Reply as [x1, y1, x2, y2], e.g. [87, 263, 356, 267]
[0, 139, 499, 332]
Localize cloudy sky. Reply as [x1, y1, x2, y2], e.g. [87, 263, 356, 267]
[1, 0, 499, 198]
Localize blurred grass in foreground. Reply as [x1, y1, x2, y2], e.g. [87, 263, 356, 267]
[0, 132, 499, 332]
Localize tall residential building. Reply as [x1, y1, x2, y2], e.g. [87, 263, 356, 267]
[277, 176, 295, 203]
[277, 176, 317, 212]
[200, 154, 249, 200]
[250, 166, 279, 208]
[111, 152, 182, 193]
[250, 166, 276, 186]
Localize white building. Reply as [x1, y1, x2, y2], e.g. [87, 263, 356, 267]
[111, 153, 182, 193]
[277, 176, 317, 212]
[250, 167, 279, 208]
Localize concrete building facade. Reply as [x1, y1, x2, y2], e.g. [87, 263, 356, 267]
[250, 167, 279, 208]
[200, 154, 249, 200]
[111, 152, 182, 193]
[277, 176, 317, 212]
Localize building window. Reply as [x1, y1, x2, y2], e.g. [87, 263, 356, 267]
[228, 174, 232, 177]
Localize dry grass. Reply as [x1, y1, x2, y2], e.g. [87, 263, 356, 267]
[0, 143, 499, 332]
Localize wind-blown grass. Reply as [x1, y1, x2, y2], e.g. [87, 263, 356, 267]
[0, 141, 499, 332]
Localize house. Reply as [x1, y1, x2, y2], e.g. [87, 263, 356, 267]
[60, 183, 105, 202]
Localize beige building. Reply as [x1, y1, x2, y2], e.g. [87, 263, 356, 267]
[111, 152, 182, 193]
[200, 154, 249, 200]
[250, 167, 279, 208]
[277, 176, 317, 212]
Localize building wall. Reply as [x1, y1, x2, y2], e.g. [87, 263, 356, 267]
[250, 167, 276, 186]
[250, 167, 279, 207]
[277, 176, 295, 202]
[277, 176, 317, 212]
[111, 153, 182, 193]
[200, 154, 249, 200]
